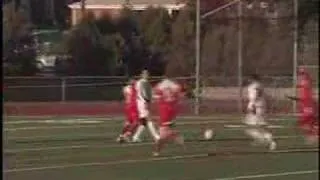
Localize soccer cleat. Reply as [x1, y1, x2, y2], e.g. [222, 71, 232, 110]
[116, 136, 124, 143]
[152, 152, 160, 157]
[305, 135, 319, 145]
[269, 141, 277, 151]
[132, 138, 142, 143]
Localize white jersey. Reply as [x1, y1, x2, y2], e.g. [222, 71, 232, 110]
[245, 81, 266, 126]
[135, 78, 152, 118]
[247, 81, 265, 106]
[135, 78, 152, 103]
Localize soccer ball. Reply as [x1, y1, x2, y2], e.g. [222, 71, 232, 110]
[204, 129, 215, 140]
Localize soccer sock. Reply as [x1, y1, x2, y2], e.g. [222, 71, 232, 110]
[147, 121, 160, 141]
[128, 123, 139, 135]
[245, 128, 265, 144]
[132, 125, 145, 141]
[261, 130, 274, 144]
[122, 124, 131, 135]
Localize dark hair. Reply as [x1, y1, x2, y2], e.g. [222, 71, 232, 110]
[250, 74, 260, 81]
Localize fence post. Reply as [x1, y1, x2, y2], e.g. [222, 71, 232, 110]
[61, 77, 66, 102]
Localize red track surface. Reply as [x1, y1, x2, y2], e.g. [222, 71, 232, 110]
[4, 100, 290, 116]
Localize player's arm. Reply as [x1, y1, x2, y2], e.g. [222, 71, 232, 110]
[152, 84, 161, 100]
[140, 81, 152, 103]
[285, 95, 300, 101]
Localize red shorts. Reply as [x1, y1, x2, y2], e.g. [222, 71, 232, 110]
[159, 105, 177, 123]
[125, 107, 138, 124]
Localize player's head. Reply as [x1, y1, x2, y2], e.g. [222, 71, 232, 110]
[141, 69, 149, 80]
[298, 67, 307, 75]
[249, 74, 261, 82]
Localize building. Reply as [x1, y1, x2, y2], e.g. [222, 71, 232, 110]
[68, 0, 186, 26]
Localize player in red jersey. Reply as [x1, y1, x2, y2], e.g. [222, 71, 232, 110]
[116, 78, 139, 143]
[287, 67, 318, 144]
[152, 77, 185, 156]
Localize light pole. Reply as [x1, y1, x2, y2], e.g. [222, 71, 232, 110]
[81, 0, 86, 18]
[195, 0, 201, 115]
[292, 0, 298, 114]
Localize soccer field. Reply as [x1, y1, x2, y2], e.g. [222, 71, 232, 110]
[3, 115, 319, 180]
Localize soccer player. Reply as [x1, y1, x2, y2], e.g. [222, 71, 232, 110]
[286, 67, 318, 144]
[132, 69, 160, 142]
[244, 74, 277, 150]
[116, 78, 139, 143]
[152, 77, 185, 156]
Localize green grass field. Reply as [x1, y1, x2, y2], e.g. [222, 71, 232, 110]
[3, 115, 319, 180]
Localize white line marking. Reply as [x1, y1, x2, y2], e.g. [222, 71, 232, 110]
[3, 116, 295, 125]
[4, 117, 290, 131]
[224, 125, 285, 129]
[3, 122, 287, 132]
[5, 134, 111, 140]
[4, 125, 105, 131]
[4, 125, 293, 140]
[214, 170, 319, 180]
[4, 118, 107, 125]
[4, 150, 319, 174]
[3, 153, 209, 173]
[4, 143, 153, 153]
[4, 136, 302, 153]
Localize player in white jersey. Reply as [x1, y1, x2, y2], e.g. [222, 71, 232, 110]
[132, 69, 160, 142]
[244, 74, 277, 150]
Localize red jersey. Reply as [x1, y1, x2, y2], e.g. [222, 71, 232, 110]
[297, 73, 314, 105]
[297, 72, 316, 116]
[154, 79, 183, 126]
[123, 81, 137, 110]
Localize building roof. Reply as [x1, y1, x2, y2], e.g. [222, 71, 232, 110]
[68, 0, 186, 10]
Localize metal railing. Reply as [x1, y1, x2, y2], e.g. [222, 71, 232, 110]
[4, 76, 318, 114]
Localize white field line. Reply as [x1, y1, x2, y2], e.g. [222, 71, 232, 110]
[214, 170, 319, 180]
[3, 153, 209, 173]
[4, 135, 300, 153]
[4, 114, 296, 119]
[4, 122, 288, 132]
[4, 125, 105, 131]
[3, 149, 318, 174]
[3, 116, 296, 125]
[4, 142, 153, 153]
[5, 133, 112, 141]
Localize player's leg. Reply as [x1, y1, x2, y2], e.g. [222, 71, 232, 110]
[256, 106, 276, 150]
[124, 111, 139, 140]
[117, 110, 132, 143]
[302, 114, 319, 144]
[244, 106, 276, 150]
[153, 112, 184, 156]
[153, 126, 175, 156]
[133, 102, 159, 142]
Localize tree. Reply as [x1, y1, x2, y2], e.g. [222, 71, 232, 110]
[165, 3, 196, 77]
[136, 7, 173, 76]
[138, 7, 171, 53]
[3, 1, 37, 76]
[60, 12, 118, 76]
[116, 7, 148, 76]
[299, 0, 319, 33]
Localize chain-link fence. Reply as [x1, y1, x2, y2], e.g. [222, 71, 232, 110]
[199, 0, 318, 114]
[5, 75, 318, 115]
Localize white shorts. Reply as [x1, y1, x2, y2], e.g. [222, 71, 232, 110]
[245, 100, 267, 126]
[137, 100, 149, 119]
[244, 113, 267, 126]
